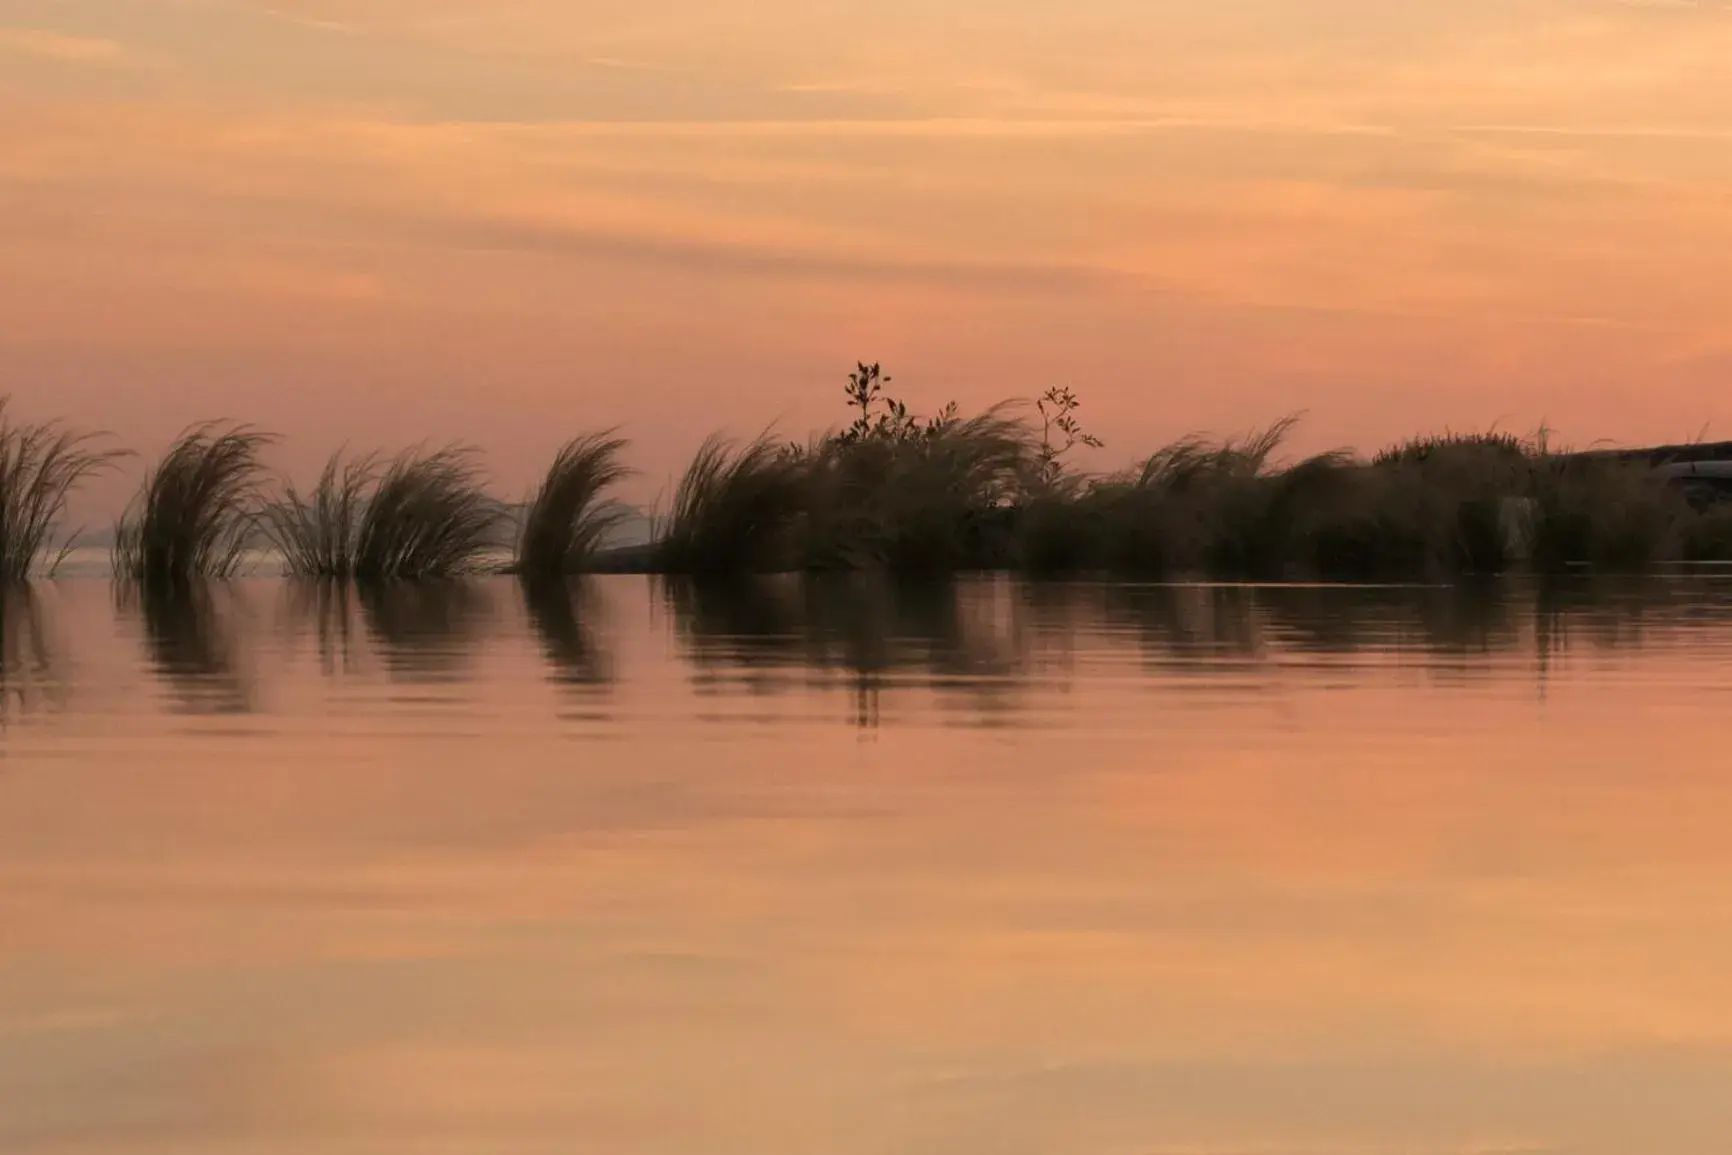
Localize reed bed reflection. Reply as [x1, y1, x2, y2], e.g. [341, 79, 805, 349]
[47, 575, 1732, 721]
[356, 579, 497, 683]
[0, 584, 67, 724]
[519, 576, 612, 688]
[118, 579, 254, 715]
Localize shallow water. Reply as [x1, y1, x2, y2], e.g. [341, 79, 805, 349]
[4, 575, 1732, 1155]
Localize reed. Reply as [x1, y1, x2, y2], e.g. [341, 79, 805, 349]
[13, 366, 1732, 580]
[114, 423, 272, 583]
[263, 446, 506, 579]
[0, 398, 127, 580]
[801, 405, 1039, 570]
[515, 432, 632, 576]
[655, 432, 810, 573]
[260, 452, 377, 577]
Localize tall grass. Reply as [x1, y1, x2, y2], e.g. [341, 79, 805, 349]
[262, 446, 506, 579]
[15, 371, 1732, 580]
[260, 452, 376, 577]
[515, 432, 632, 576]
[0, 398, 127, 580]
[1023, 417, 1334, 576]
[801, 405, 1038, 571]
[114, 423, 272, 584]
[655, 432, 809, 573]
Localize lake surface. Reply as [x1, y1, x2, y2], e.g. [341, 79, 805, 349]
[4, 575, 1732, 1155]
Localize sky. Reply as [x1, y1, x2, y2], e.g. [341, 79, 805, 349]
[5, 0, 1732, 509]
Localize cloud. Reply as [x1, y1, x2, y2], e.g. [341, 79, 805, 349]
[0, 28, 128, 64]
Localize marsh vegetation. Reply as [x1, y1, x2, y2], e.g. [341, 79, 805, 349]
[5, 372, 1730, 584]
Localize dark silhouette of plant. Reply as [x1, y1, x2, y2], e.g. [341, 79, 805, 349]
[260, 451, 377, 578]
[1034, 385, 1103, 485]
[655, 432, 809, 573]
[0, 398, 129, 580]
[836, 362, 960, 445]
[515, 432, 632, 575]
[114, 423, 273, 583]
[262, 446, 506, 579]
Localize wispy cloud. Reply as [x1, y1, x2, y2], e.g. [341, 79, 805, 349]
[252, 5, 356, 35]
[0, 27, 128, 64]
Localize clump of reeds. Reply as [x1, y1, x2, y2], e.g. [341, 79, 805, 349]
[114, 423, 273, 584]
[1373, 430, 1529, 467]
[802, 405, 1039, 570]
[1301, 432, 1535, 578]
[655, 433, 809, 573]
[260, 451, 377, 578]
[1040, 416, 1334, 576]
[1526, 451, 1686, 573]
[1680, 502, 1732, 562]
[0, 398, 128, 580]
[514, 432, 632, 576]
[262, 446, 506, 579]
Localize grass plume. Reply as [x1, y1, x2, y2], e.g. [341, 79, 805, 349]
[655, 432, 809, 573]
[515, 432, 632, 576]
[114, 423, 273, 584]
[264, 446, 506, 579]
[0, 398, 128, 580]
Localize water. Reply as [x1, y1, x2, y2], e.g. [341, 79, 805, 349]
[4, 575, 1732, 1155]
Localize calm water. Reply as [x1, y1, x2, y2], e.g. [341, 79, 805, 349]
[4, 575, 1732, 1155]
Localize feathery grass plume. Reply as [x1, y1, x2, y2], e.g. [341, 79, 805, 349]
[114, 423, 273, 584]
[802, 404, 1039, 571]
[0, 398, 129, 581]
[655, 432, 809, 573]
[515, 432, 632, 576]
[1079, 416, 1310, 576]
[352, 446, 506, 578]
[260, 451, 379, 578]
[266, 445, 505, 580]
[1372, 430, 1529, 468]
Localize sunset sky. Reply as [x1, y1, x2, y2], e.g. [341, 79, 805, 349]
[6, 0, 1732, 507]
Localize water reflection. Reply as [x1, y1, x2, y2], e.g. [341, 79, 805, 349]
[119, 580, 253, 714]
[357, 580, 496, 682]
[519, 576, 611, 688]
[76, 574, 1732, 719]
[666, 575, 1031, 727]
[667, 576, 1732, 721]
[0, 583, 66, 724]
[278, 579, 366, 676]
[12, 574, 1732, 1154]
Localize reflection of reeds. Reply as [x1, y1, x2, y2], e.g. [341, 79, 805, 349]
[0, 399, 128, 580]
[0, 584, 66, 722]
[515, 433, 632, 576]
[519, 576, 611, 686]
[278, 578, 366, 675]
[263, 447, 506, 579]
[357, 579, 495, 680]
[114, 424, 272, 583]
[119, 579, 253, 714]
[665, 573, 1030, 725]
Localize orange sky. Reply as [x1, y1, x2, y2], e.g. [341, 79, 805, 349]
[5, 0, 1732, 508]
